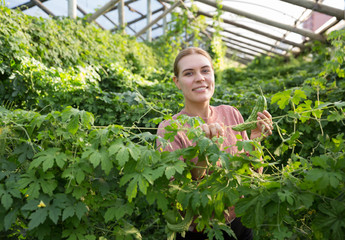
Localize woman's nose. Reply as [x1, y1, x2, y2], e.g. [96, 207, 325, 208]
[195, 71, 205, 81]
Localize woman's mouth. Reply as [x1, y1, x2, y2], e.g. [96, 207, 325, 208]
[192, 86, 208, 92]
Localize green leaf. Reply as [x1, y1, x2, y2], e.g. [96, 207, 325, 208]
[30, 148, 66, 172]
[26, 182, 41, 199]
[29, 157, 45, 170]
[62, 206, 75, 221]
[117, 146, 129, 167]
[61, 106, 79, 122]
[100, 149, 112, 175]
[42, 156, 54, 172]
[271, 90, 291, 109]
[278, 190, 294, 205]
[22, 199, 40, 211]
[104, 201, 133, 223]
[85, 235, 97, 240]
[4, 210, 17, 230]
[108, 139, 123, 156]
[126, 176, 138, 202]
[165, 166, 176, 180]
[128, 143, 140, 160]
[292, 89, 307, 105]
[155, 191, 169, 211]
[89, 150, 101, 168]
[198, 137, 211, 154]
[28, 208, 48, 230]
[235, 196, 258, 216]
[138, 176, 148, 195]
[55, 152, 67, 169]
[75, 169, 85, 184]
[40, 179, 57, 196]
[80, 111, 94, 129]
[327, 111, 344, 122]
[150, 166, 165, 181]
[334, 101, 345, 109]
[67, 115, 79, 135]
[49, 205, 61, 224]
[297, 193, 314, 208]
[104, 206, 117, 223]
[1, 193, 13, 210]
[75, 202, 87, 220]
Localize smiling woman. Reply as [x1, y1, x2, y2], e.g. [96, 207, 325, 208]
[156, 47, 274, 239]
[173, 50, 215, 117]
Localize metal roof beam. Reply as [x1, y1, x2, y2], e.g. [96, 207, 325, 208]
[226, 52, 253, 64]
[77, 5, 105, 30]
[135, 1, 182, 38]
[197, 0, 325, 42]
[206, 26, 287, 56]
[221, 35, 286, 57]
[226, 45, 260, 58]
[198, 10, 304, 49]
[127, 7, 164, 26]
[222, 28, 290, 52]
[227, 55, 251, 65]
[31, 0, 55, 17]
[87, 0, 120, 23]
[222, 38, 268, 56]
[280, 0, 345, 20]
[110, 7, 164, 33]
[108, 0, 138, 12]
[13, 0, 49, 11]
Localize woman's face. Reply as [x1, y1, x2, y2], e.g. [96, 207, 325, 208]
[174, 54, 215, 106]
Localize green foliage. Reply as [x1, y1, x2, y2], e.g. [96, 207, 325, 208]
[1, 5, 345, 240]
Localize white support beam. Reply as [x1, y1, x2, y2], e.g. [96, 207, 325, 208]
[280, 0, 345, 20]
[118, 0, 125, 32]
[221, 36, 285, 57]
[87, 0, 120, 23]
[222, 28, 290, 52]
[68, 0, 77, 19]
[147, 0, 152, 41]
[135, 1, 181, 38]
[198, 10, 304, 49]
[163, 5, 167, 34]
[197, 0, 325, 41]
[226, 45, 259, 58]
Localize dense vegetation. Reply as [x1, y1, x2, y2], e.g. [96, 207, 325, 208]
[1, 5, 345, 240]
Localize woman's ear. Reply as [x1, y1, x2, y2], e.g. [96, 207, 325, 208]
[173, 76, 180, 89]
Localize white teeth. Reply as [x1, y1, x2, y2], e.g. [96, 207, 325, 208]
[193, 86, 207, 91]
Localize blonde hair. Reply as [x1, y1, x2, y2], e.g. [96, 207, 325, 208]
[173, 47, 213, 77]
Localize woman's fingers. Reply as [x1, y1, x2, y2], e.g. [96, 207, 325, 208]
[201, 123, 224, 139]
[216, 123, 224, 137]
[257, 110, 273, 136]
[201, 124, 211, 138]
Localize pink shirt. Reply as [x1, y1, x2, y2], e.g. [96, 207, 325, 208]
[156, 105, 249, 159]
[156, 105, 248, 224]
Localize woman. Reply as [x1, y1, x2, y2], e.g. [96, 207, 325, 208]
[156, 47, 273, 239]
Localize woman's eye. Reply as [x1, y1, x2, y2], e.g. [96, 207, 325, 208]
[184, 72, 192, 76]
[202, 69, 210, 73]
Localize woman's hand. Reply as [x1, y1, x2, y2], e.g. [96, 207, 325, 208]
[200, 122, 224, 139]
[250, 110, 273, 140]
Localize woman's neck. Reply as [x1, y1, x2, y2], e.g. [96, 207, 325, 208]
[184, 102, 211, 119]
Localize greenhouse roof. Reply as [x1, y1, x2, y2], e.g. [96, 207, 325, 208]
[6, 0, 345, 64]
